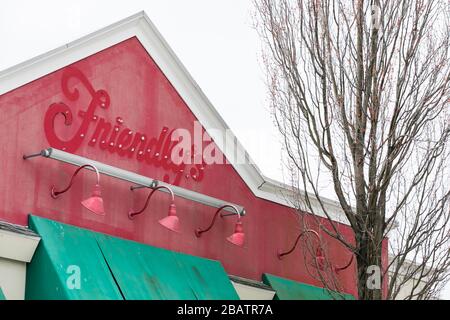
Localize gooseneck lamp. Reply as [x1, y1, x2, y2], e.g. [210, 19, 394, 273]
[313, 246, 354, 273]
[277, 229, 321, 260]
[195, 204, 245, 247]
[333, 254, 354, 273]
[51, 164, 105, 216]
[128, 185, 180, 233]
[278, 229, 354, 273]
[23, 148, 245, 216]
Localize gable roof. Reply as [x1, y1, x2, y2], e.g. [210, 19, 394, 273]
[0, 11, 348, 225]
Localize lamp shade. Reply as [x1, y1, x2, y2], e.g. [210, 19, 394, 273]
[81, 184, 105, 216]
[158, 203, 180, 233]
[226, 221, 245, 247]
[315, 247, 325, 270]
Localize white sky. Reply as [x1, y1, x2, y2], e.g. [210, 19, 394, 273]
[0, 0, 448, 300]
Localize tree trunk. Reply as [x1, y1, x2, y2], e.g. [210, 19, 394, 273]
[356, 235, 383, 300]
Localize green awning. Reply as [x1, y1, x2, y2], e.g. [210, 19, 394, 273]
[26, 215, 239, 300]
[262, 273, 355, 300]
[0, 286, 6, 300]
[96, 233, 239, 300]
[26, 215, 124, 300]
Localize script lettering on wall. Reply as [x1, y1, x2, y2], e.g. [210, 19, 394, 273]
[44, 66, 206, 185]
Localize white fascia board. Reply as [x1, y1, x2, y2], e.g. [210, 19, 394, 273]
[0, 11, 349, 225]
[0, 229, 40, 263]
[231, 282, 276, 300]
[0, 11, 145, 94]
[258, 176, 351, 224]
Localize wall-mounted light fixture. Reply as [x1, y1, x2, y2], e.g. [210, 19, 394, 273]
[50, 164, 105, 216]
[195, 205, 245, 247]
[128, 185, 180, 233]
[24, 148, 248, 241]
[23, 148, 245, 215]
[277, 229, 353, 273]
[332, 254, 354, 274]
[277, 229, 321, 260]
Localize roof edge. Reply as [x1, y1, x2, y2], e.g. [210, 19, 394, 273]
[0, 11, 146, 83]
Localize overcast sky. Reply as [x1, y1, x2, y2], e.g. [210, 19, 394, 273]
[1, 0, 448, 299]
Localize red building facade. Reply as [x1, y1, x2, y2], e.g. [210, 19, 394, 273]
[0, 12, 376, 300]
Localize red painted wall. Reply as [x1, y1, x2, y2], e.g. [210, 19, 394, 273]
[0, 37, 362, 297]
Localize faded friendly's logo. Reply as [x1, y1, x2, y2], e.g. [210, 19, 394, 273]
[43, 67, 207, 185]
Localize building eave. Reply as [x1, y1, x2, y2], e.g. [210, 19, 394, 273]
[0, 220, 40, 263]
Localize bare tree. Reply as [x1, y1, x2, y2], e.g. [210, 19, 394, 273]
[254, 0, 450, 300]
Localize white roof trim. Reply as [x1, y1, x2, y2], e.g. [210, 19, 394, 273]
[0, 11, 349, 225]
[0, 229, 40, 263]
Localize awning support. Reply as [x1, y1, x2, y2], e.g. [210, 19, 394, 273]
[23, 148, 245, 216]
